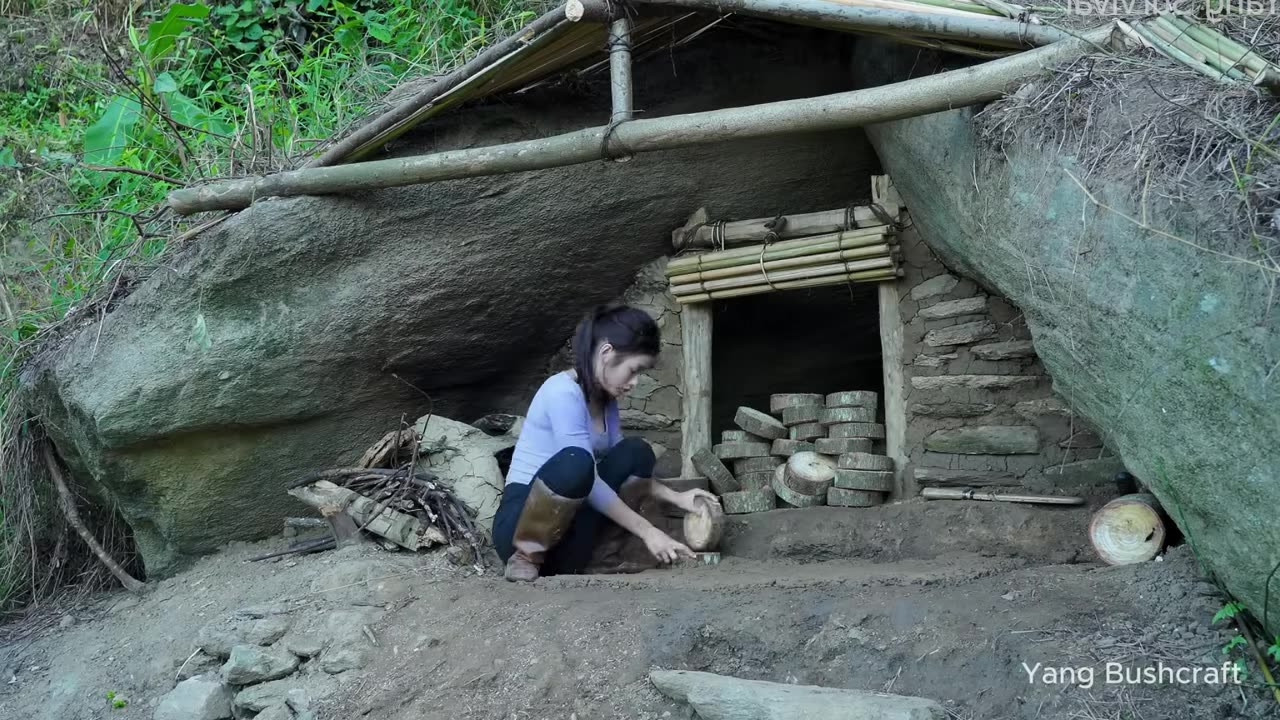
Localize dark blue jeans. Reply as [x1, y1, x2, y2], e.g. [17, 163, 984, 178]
[492, 437, 655, 575]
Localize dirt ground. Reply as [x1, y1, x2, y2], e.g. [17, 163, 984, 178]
[1, 500, 1274, 720]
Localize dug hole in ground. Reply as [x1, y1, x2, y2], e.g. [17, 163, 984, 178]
[0, 491, 1268, 720]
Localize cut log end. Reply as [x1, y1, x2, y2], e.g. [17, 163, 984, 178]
[683, 497, 725, 551]
[1090, 493, 1166, 565]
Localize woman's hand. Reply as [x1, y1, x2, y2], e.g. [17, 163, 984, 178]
[673, 488, 721, 514]
[642, 528, 696, 564]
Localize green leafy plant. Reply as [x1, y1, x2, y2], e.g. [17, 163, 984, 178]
[1213, 601, 1246, 624]
[1222, 633, 1248, 654]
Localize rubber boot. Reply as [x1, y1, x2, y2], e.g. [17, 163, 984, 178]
[504, 477, 584, 582]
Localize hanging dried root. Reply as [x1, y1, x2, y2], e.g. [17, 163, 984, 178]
[42, 444, 145, 594]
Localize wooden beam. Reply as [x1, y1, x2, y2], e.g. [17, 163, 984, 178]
[873, 175, 909, 499]
[681, 302, 713, 478]
[167, 27, 1110, 215]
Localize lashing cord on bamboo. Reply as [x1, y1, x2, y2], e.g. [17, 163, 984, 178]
[600, 0, 640, 163]
[756, 213, 787, 292]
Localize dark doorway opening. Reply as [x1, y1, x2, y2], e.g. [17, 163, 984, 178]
[710, 283, 884, 437]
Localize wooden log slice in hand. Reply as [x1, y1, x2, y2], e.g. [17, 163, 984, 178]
[734, 407, 787, 440]
[770, 393, 824, 413]
[683, 496, 725, 551]
[693, 448, 740, 494]
[784, 451, 838, 495]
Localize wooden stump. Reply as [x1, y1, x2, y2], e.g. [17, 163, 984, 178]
[789, 422, 825, 441]
[693, 448, 740, 494]
[772, 439, 816, 456]
[721, 487, 777, 514]
[784, 451, 838, 495]
[734, 456, 783, 474]
[834, 469, 895, 492]
[829, 422, 886, 439]
[734, 407, 787, 440]
[714, 441, 773, 460]
[772, 465, 827, 508]
[683, 497, 725, 551]
[735, 470, 774, 490]
[815, 438, 873, 455]
[827, 487, 884, 507]
[781, 405, 822, 426]
[820, 407, 876, 425]
[826, 391, 879, 408]
[770, 393, 824, 413]
[1090, 493, 1166, 565]
[837, 452, 894, 471]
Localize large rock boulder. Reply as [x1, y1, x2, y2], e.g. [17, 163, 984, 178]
[855, 42, 1279, 629]
[29, 27, 876, 575]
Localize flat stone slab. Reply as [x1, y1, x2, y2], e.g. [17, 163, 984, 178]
[924, 426, 1039, 455]
[971, 340, 1037, 360]
[917, 296, 987, 319]
[913, 467, 1017, 487]
[923, 320, 995, 347]
[908, 273, 958, 301]
[909, 402, 996, 418]
[650, 669, 945, 720]
[911, 375, 1039, 391]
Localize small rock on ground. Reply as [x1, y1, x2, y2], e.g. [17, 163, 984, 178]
[284, 633, 325, 658]
[222, 646, 300, 685]
[320, 645, 370, 674]
[254, 703, 294, 720]
[154, 674, 232, 720]
[233, 679, 295, 712]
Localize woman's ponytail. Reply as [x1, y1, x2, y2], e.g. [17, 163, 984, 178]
[572, 304, 661, 399]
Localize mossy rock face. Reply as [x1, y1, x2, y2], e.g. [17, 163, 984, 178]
[856, 37, 1280, 633]
[30, 40, 877, 577]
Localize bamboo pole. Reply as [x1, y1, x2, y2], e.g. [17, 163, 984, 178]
[674, 207, 883, 249]
[565, 0, 623, 22]
[167, 27, 1109, 215]
[922, 487, 1086, 505]
[1133, 22, 1227, 83]
[675, 268, 900, 303]
[667, 227, 890, 275]
[635, 0, 1069, 45]
[1149, 16, 1248, 82]
[609, 16, 634, 124]
[671, 255, 894, 294]
[305, 7, 570, 168]
[669, 242, 892, 284]
[1167, 15, 1268, 76]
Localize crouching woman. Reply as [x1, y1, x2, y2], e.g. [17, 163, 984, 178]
[493, 305, 719, 582]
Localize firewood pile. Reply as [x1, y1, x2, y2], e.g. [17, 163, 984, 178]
[691, 391, 896, 514]
[269, 426, 489, 569]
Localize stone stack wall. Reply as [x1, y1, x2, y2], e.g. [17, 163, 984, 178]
[894, 226, 1124, 496]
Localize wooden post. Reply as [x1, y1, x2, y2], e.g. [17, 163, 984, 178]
[681, 302, 713, 477]
[608, 16, 634, 125]
[873, 176, 909, 499]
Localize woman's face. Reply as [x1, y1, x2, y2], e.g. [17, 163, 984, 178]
[594, 344, 655, 398]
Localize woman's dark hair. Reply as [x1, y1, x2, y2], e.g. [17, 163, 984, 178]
[573, 304, 661, 398]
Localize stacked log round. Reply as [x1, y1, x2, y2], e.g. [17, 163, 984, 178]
[772, 439, 817, 456]
[819, 406, 876, 425]
[827, 487, 883, 507]
[783, 451, 838, 496]
[770, 393, 824, 413]
[721, 430, 755, 443]
[736, 471, 774, 490]
[782, 405, 822, 426]
[838, 452, 894, 471]
[829, 422, 886, 439]
[772, 464, 825, 508]
[721, 487, 777, 514]
[714, 441, 773, 460]
[734, 456, 783, 475]
[815, 437, 872, 455]
[826, 391, 879, 408]
[834, 470, 894, 493]
[789, 423, 826, 441]
[734, 407, 787, 440]
[693, 448, 739, 494]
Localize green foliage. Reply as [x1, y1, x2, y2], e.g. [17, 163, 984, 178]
[1214, 601, 1247, 624]
[1268, 637, 1280, 663]
[1222, 633, 1248, 654]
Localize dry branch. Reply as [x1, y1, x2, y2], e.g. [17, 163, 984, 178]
[168, 26, 1111, 215]
[42, 444, 145, 594]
